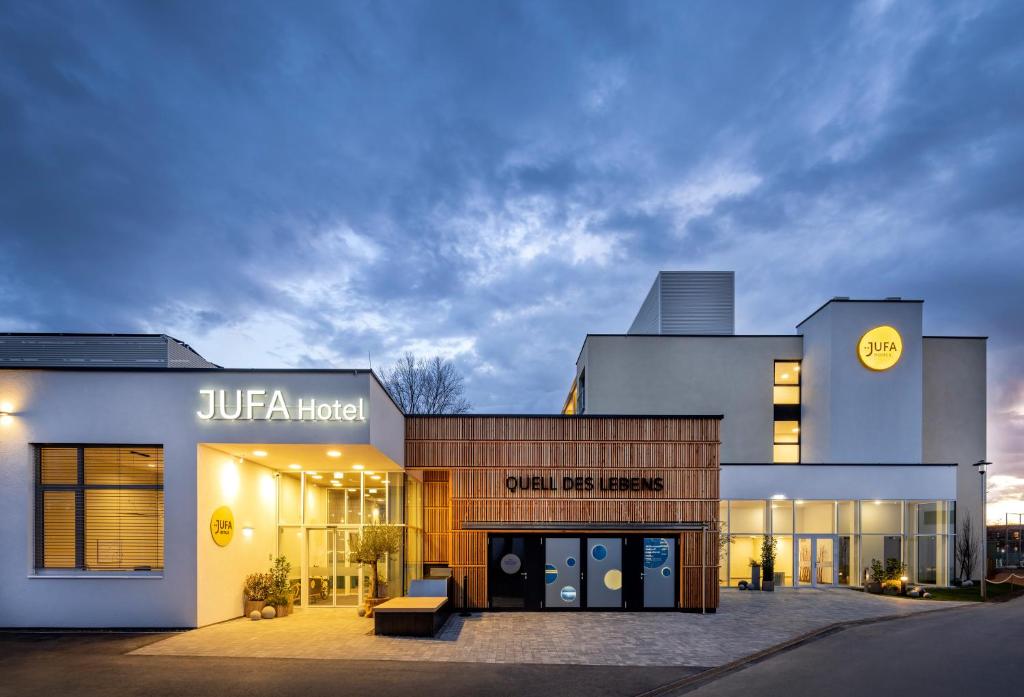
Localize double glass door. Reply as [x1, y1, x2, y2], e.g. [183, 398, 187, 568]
[307, 528, 362, 606]
[797, 536, 835, 586]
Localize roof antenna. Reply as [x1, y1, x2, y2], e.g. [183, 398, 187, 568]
[368, 350, 373, 371]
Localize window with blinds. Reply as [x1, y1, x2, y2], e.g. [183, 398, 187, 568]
[35, 445, 164, 572]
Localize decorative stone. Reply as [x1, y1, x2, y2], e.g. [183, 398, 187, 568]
[908, 590, 920, 597]
[922, 592, 932, 598]
[962, 580, 973, 587]
[261, 605, 277, 619]
[738, 581, 749, 591]
[357, 607, 366, 617]
[249, 610, 262, 620]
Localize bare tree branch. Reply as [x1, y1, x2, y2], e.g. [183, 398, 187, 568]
[380, 352, 471, 414]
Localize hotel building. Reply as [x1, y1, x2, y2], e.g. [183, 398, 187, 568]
[0, 273, 986, 627]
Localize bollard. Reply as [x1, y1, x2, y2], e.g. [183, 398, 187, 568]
[459, 574, 471, 617]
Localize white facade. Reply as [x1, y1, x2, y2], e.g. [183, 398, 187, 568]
[0, 368, 404, 628]
[575, 295, 987, 582]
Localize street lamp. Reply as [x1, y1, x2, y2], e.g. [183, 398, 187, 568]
[973, 460, 991, 600]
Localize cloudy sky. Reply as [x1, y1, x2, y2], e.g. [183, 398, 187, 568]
[1, 1, 1022, 519]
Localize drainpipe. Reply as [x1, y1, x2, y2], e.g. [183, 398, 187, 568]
[701, 524, 707, 614]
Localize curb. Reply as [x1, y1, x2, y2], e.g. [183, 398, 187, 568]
[634, 602, 977, 697]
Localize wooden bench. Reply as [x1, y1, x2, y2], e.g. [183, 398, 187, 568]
[373, 578, 452, 637]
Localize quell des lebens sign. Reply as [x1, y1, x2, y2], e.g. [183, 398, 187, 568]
[505, 475, 665, 493]
[196, 389, 366, 422]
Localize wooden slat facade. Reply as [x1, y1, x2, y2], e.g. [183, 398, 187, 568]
[406, 415, 721, 611]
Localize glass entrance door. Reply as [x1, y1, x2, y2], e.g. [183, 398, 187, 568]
[307, 528, 361, 607]
[797, 536, 836, 587]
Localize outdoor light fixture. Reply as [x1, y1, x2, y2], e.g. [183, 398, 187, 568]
[974, 459, 993, 599]
[327, 450, 341, 458]
[252, 450, 268, 457]
[242, 527, 254, 538]
[0, 401, 13, 425]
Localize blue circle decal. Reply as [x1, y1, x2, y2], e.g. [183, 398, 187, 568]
[661, 567, 672, 577]
[566, 556, 576, 568]
[545, 563, 558, 584]
[560, 585, 577, 603]
[591, 544, 608, 561]
[644, 538, 670, 569]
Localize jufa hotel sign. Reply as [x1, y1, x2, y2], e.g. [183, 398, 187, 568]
[196, 389, 366, 422]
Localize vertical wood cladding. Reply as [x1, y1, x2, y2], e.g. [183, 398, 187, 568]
[407, 416, 721, 611]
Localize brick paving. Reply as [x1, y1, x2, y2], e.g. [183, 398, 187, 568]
[132, 589, 967, 667]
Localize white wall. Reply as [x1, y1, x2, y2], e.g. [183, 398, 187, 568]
[923, 337, 987, 577]
[195, 446, 277, 627]
[578, 335, 803, 462]
[799, 301, 924, 463]
[0, 368, 403, 628]
[722, 464, 957, 501]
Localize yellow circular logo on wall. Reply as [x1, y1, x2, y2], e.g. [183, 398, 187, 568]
[858, 325, 903, 371]
[210, 506, 234, 546]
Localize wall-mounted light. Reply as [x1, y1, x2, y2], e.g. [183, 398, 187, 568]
[242, 526, 254, 538]
[0, 401, 14, 425]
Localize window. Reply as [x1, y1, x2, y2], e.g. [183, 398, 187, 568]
[562, 380, 578, 415]
[773, 360, 801, 462]
[35, 446, 164, 572]
[577, 370, 586, 415]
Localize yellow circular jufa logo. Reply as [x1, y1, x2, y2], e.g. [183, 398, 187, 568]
[210, 506, 234, 546]
[858, 325, 903, 371]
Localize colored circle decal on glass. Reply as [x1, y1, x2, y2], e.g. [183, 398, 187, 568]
[545, 563, 558, 585]
[566, 556, 576, 568]
[643, 538, 670, 569]
[560, 586, 577, 603]
[604, 569, 622, 591]
[500, 553, 521, 575]
[661, 567, 672, 577]
[591, 544, 608, 561]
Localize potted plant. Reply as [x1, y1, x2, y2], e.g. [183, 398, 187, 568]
[865, 558, 884, 594]
[242, 572, 272, 616]
[267, 556, 293, 617]
[883, 558, 907, 595]
[749, 558, 761, 591]
[760, 535, 777, 591]
[351, 524, 402, 617]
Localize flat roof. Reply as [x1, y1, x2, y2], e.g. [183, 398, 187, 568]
[407, 413, 724, 420]
[795, 297, 924, 328]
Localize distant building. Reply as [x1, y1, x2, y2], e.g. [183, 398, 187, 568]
[988, 521, 1023, 569]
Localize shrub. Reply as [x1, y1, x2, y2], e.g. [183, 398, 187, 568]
[243, 572, 272, 601]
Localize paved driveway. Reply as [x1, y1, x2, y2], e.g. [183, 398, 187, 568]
[133, 589, 967, 667]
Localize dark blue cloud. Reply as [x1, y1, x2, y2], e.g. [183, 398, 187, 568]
[1, 1, 1023, 490]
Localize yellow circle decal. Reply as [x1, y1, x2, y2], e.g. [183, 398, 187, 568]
[210, 505, 234, 546]
[603, 569, 623, 591]
[858, 325, 903, 371]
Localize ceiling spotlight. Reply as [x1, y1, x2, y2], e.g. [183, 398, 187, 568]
[252, 450, 268, 457]
[311, 474, 323, 480]
[352, 464, 364, 470]
[327, 450, 342, 458]
[368, 488, 378, 494]
[288, 464, 301, 470]
[371, 474, 382, 481]
[330, 480, 341, 486]
[333, 472, 343, 478]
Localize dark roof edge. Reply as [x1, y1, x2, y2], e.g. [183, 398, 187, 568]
[586, 333, 800, 338]
[722, 462, 957, 467]
[0, 366, 376, 374]
[796, 298, 924, 328]
[922, 335, 988, 341]
[407, 413, 724, 420]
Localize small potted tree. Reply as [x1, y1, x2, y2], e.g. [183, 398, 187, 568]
[352, 524, 402, 617]
[760, 535, 777, 591]
[865, 559, 884, 594]
[243, 572, 272, 616]
[266, 556, 293, 617]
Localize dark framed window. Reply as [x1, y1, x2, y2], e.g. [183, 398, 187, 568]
[577, 370, 586, 415]
[35, 445, 164, 571]
[773, 361, 801, 463]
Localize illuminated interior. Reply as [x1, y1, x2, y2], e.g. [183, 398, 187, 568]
[772, 360, 801, 463]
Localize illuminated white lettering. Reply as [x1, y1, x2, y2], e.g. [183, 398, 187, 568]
[265, 390, 289, 419]
[245, 389, 266, 420]
[197, 389, 215, 419]
[298, 398, 315, 420]
[218, 390, 242, 419]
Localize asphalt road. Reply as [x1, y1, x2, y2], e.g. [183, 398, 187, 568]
[671, 597, 1023, 697]
[0, 631, 699, 697]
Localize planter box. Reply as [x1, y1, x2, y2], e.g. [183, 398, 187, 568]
[364, 597, 388, 618]
[865, 581, 883, 594]
[243, 599, 266, 617]
[274, 602, 291, 617]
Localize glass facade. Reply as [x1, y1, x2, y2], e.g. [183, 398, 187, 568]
[277, 469, 405, 607]
[719, 499, 955, 588]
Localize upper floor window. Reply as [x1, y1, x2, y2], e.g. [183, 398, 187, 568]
[577, 370, 586, 415]
[35, 445, 164, 572]
[773, 361, 801, 463]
